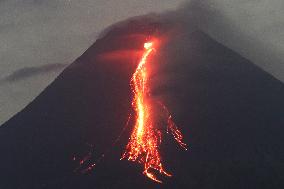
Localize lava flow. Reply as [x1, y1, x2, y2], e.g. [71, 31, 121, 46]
[121, 39, 187, 183]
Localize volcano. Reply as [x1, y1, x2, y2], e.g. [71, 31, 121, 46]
[0, 19, 283, 189]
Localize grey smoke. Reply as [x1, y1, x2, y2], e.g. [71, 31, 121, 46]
[100, 0, 284, 83]
[181, 0, 284, 82]
[100, 0, 284, 84]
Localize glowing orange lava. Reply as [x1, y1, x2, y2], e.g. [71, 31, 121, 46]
[121, 40, 187, 183]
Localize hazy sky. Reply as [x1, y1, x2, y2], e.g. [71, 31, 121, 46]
[0, 0, 283, 125]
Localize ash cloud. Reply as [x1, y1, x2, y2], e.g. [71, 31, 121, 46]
[2, 63, 67, 83]
[179, 0, 284, 82]
[94, 0, 284, 116]
[98, 0, 284, 83]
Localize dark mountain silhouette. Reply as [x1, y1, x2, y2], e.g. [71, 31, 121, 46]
[0, 19, 283, 189]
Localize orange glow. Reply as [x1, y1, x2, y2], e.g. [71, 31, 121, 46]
[121, 39, 187, 183]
